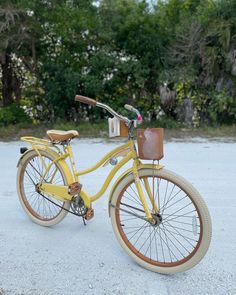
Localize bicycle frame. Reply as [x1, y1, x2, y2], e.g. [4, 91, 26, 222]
[20, 136, 162, 221]
[74, 141, 135, 202]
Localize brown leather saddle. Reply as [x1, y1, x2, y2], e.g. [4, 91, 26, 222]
[47, 130, 79, 142]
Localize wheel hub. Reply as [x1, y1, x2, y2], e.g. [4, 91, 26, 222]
[35, 183, 40, 193]
[150, 213, 162, 227]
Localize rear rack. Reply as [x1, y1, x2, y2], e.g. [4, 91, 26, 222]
[21, 136, 53, 147]
[20, 136, 63, 155]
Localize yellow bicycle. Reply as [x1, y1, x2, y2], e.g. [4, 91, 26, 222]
[17, 95, 212, 274]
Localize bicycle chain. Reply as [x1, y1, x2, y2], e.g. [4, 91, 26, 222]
[37, 191, 87, 224]
[24, 164, 87, 223]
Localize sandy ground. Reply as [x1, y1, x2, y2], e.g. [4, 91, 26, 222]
[0, 138, 235, 295]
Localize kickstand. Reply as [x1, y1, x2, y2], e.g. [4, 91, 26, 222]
[82, 216, 86, 226]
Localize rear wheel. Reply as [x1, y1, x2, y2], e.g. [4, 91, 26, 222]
[17, 150, 70, 226]
[110, 168, 212, 274]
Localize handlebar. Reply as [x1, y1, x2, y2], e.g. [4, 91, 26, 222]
[75, 95, 97, 106]
[124, 104, 143, 124]
[96, 102, 130, 124]
[74, 95, 142, 125]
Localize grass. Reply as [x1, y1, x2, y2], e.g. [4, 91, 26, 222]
[165, 126, 236, 141]
[0, 121, 108, 141]
[0, 121, 235, 142]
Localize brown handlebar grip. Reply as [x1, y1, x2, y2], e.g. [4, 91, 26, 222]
[75, 95, 97, 106]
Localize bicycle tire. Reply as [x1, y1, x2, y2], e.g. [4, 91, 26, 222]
[17, 150, 70, 226]
[110, 168, 212, 274]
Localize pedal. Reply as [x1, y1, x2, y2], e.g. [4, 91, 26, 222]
[68, 182, 82, 196]
[85, 208, 94, 220]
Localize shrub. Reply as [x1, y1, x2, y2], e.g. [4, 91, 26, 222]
[0, 104, 31, 127]
[208, 91, 236, 124]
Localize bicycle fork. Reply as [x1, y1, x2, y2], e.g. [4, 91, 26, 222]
[132, 161, 159, 223]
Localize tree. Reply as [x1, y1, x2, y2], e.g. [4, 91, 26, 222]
[1, 0, 235, 125]
[95, 0, 167, 118]
[155, 0, 236, 124]
[0, 2, 34, 106]
[29, 0, 98, 119]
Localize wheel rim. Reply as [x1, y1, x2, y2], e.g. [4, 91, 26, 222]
[19, 154, 66, 221]
[115, 174, 203, 267]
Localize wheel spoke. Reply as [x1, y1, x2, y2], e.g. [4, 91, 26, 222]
[161, 223, 191, 255]
[162, 210, 198, 219]
[125, 190, 143, 207]
[162, 221, 200, 235]
[125, 225, 150, 236]
[158, 226, 183, 260]
[163, 194, 188, 212]
[164, 202, 194, 221]
[129, 185, 143, 206]
[131, 222, 149, 244]
[161, 183, 175, 213]
[120, 202, 145, 214]
[138, 225, 154, 253]
[161, 188, 182, 213]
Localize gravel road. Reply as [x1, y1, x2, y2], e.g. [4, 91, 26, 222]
[0, 138, 235, 295]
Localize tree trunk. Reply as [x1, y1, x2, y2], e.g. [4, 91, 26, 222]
[1, 54, 14, 106]
[13, 74, 22, 102]
[159, 85, 176, 117]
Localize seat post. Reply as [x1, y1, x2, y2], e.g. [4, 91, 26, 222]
[65, 144, 77, 181]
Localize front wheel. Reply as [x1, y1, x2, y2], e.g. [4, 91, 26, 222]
[110, 168, 212, 274]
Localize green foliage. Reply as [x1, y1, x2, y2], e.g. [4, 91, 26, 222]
[149, 117, 185, 129]
[208, 90, 236, 124]
[0, 0, 235, 127]
[0, 104, 31, 126]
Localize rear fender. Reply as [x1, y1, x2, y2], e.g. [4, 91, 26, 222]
[17, 147, 75, 185]
[108, 164, 163, 216]
[17, 148, 94, 206]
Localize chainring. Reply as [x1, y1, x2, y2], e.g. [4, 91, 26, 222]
[70, 195, 88, 216]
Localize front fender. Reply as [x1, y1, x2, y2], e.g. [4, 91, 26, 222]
[108, 164, 164, 217]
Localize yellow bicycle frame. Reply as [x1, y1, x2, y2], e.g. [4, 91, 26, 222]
[20, 136, 163, 221]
